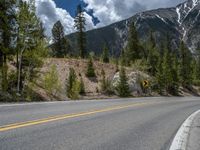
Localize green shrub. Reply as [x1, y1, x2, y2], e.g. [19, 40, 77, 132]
[66, 68, 77, 98]
[100, 69, 113, 95]
[44, 65, 61, 97]
[116, 67, 130, 97]
[193, 80, 200, 86]
[86, 56, 96, 78]
[70, 80, 80, 100]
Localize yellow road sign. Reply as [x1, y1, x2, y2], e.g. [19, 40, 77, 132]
[143, 80, 149, 88]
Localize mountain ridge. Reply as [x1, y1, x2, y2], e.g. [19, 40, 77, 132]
[68, 0, 200, 55]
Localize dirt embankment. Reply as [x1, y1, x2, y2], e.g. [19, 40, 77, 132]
[34, 58, 200, 101]
[37, 58, 122, 100]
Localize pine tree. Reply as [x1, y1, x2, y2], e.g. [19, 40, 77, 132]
[125, 22, 141, 64]
[162, 49, 173, 93]
[74, 4, 86, 58]
[170, 55, 180, 95]
[156, 56, 165, 94]
[70, 80, 80, 100]
[147, 47, 159, 76]
[102, 45, 109, 63]
[0, 0, 16, 92]
[115, 59, 119, 72]
[86, 56, 96, 78]
[149, 30, 156, 49]
[191, 59, 198, 81]
[66, 68, 77, 98]
[156, 39, 180, 95]
[120, 49, 126, 66]
[179, 41, 192, 87]
[100, 69, 106, 92]
[52, 21, 69, 57]
[147, 31, 159, 76]
[79, 76, 85, 95]
[196, 49, 200, 80]
[116, 67, 130, 97]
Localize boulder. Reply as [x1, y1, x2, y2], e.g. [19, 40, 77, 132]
[112, 71, 150, 95]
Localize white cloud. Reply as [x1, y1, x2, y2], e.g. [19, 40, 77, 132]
[83, 0, 185, 27]
[34, 0, 96, 37]
[26, 0, 185, 37]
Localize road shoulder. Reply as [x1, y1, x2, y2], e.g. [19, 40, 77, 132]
[169, 109, 200, 150]
[187, 111, 200, 150]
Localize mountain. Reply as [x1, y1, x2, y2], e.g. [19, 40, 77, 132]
[68, 0, 200, 56]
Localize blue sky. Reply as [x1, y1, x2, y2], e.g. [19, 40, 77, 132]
[53, 0, 99, 24]
[35, 0, 186, 37]
[54, 0, 85, 17]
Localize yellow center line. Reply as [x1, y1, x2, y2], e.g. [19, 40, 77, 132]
[0, 101, 160, 132]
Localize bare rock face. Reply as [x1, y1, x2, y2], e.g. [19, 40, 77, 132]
[112, 71, 150, 95]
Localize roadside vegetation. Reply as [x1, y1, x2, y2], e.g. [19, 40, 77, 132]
[0, 1, 200, 101]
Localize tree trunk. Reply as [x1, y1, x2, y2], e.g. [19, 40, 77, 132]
[0, 50, 3, 91]
[17, 49, 24, 94]
[2, 54, 8, 92]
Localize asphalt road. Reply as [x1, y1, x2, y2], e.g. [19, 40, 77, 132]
[0, 97, 200, 150]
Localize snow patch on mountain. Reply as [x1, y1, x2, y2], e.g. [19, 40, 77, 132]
[195, 10, 200, 21]
[155, 14, 168, 24]
[176, 7, 181, 25]
[192, 0, 199, 7]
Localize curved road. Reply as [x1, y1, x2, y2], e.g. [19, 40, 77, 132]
[0, 97, 200, 150]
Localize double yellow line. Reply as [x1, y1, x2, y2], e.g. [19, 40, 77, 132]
[0, 101, 156, 132]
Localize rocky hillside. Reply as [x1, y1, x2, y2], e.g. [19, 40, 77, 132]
[68, 0, 200, 55]
[33, 58, 199, 101]
[37, 58, 121, 100]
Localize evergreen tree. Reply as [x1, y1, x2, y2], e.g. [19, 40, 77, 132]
[170, 55, 180, 95]
[52, 21, 69, 57]
[149, 30, 156, 49]
[116, 67, 130, 97]
[156, 37, 179, 96]
[147, 31, 159, 76]
[191, 59, 198, 81]
[162, 49, 173, 93]
[79, 76, 85, 95]
[74, 4, 86, 58]
[100, 69, 106, 92]
[16, 0, 47, 94]
[70, 79, 80, 100]
[120, 49, 126, 66]
[179, 41, 192, 87]
[115, 59, 119, 72]
[86, 56, 96, 78]
[66, 68, 77, 98]
[156, 56, 165, 94]
[125, 22, 141, 64]
[196, 49, 200, 80]
[0, 0, 16, 92]
[102, 45, 109, 63]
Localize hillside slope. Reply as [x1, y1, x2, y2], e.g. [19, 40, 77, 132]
[34, 58, 200, 101]
[37, 58, 120, 100]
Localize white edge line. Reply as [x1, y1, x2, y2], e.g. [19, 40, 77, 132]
[169, 109, 200, 150]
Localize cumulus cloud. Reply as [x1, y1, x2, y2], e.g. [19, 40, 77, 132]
[34, 0, 95, 37]
[83, 0, 186, 27]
